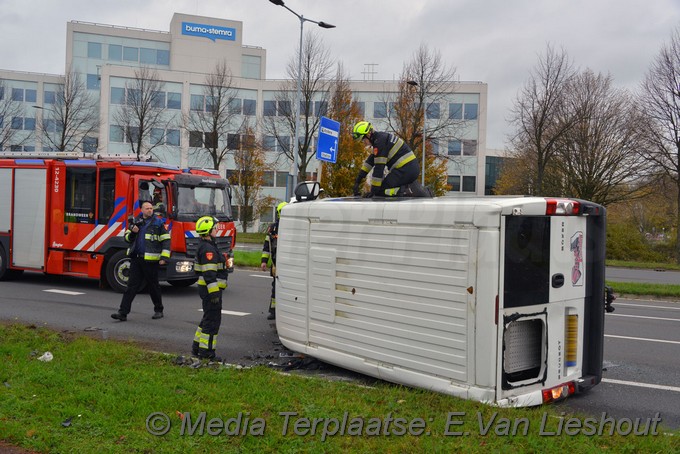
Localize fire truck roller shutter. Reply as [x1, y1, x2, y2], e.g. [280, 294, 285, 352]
[12, 169, 47, 269]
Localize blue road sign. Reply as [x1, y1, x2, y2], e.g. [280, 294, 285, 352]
[316, 116, 340, 163]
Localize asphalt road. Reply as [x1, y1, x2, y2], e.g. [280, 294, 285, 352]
[1, 268, 678, 430]
[606, 267, 680, 285]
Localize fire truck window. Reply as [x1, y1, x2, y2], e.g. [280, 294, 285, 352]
[98, 169, 116, 223]
[139, 180, 166, 216]
[65, 167, 97, 224]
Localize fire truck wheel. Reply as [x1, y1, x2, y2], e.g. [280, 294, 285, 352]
[0, 245, 23, 281]
[106, 250, 133, 293]
[168, 278, 198, 288]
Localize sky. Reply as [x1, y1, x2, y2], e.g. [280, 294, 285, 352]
[2, 0, 680, 150]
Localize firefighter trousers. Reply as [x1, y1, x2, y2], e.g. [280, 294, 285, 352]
[118, 257, 163, 315]
[192, 287, 222, 358]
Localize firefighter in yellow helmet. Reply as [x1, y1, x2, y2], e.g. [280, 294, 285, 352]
[192, 216, 228, 360]
[352, 121, 420, 197]
[260, 201, 287, 320]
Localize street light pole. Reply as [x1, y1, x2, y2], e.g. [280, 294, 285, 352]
[407, 80, 426, 186]
[269, 0, 335, 200]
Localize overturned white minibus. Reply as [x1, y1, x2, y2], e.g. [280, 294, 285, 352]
[276, 185, 606, 407]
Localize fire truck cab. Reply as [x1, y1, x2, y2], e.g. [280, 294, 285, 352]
[0, 153, 236, 292]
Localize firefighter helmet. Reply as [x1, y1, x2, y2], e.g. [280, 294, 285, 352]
[276, 201, 288, 218]
[196, 216, 218, 236]
[352, 121, 373, 140]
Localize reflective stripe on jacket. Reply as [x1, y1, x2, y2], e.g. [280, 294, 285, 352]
[356, 131, 417, 189]
[195, 237, 228, 294]
[125, 215, 171, 261]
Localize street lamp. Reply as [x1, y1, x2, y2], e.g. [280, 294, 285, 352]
[268, 0, 335, 199]
[407, 80, 426, 186]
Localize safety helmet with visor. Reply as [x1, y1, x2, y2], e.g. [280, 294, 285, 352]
[276, 201, 288, 218]
[196, 216, 219, 236]
[352, 121, 373, 141]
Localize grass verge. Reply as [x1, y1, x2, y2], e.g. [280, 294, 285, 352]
[0, 323, 677, 453]
[606, 281, 680, 299]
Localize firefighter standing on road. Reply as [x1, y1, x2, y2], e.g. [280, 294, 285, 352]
[192, 216, 228, 360]
[261, 202, 287, 320]
[352, 121, 420, 197]
[111, 201, 170, 322]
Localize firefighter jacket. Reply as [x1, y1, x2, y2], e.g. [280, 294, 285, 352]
[355, 131, 417, 194]
[195, 237, 228, 294]
[125, 215, 171, 261]
[261, 219, 280, 267]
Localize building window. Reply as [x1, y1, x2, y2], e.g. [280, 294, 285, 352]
[263, 135, 276, 151]
[190, 95, 204, 112]
[167, 92, 181, 109]
[150, 128, 164, 146]
[462, 176, 476, 192]
[157, 50, 170, 65]
[110, 87, 125, 105]
[462, 140, 477, 156]
[448, 140, 462, 156]
[278, 101, 291, 116]
[166, 129, 180, 146]
[151, 91, 165, 108]
[25, 89, 36, 103]
[44, 90, 56, 104]
[229, 98, 242, 115]
[87, 42, 102, 59]
[449, 103, 462, 120]
[374, 102, 387, 119]
[108, 44, 122, 61]
[83, 136, 98, 153]
[11, 88, 23, 101]
[189, 131, 203, 148]
[24, 117, 35, 130]
[123, 47, 138, 62]
[275, 171, 288, 187]
[315, 101, 328, 116]
[426, 102, 440, 119]
[110, 125, 124, 143]
[262, 171, 274, 187]
[464, 103, 478, 120]
[11, 117, 23, 130]
[204, 132, 218, 149]
[263, 100, 277, 117]
[86, 74, 100, 90]
[140, 48, 156, 65]
[227, 133, 240, 150]
[447, 175, 460, 191]
[243, 99, 256, 116]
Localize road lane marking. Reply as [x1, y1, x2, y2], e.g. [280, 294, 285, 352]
[605, 334, 680, 345]
[608, 314, 679, 322]
[198, 309, 250, 316]
[43, 289, 85, 296]
[249, 274, 271, 279]
[602, 378, 680, 393]
[614, 302, 680, 311]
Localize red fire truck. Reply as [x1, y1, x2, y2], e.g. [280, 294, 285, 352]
[0, 153, 236, 292]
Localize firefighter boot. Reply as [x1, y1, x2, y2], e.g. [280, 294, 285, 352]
[111, 312, 127, 321]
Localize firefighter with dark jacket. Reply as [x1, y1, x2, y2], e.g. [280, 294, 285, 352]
[352, 121, 420, 197]
[192, 216, 228, 360]
[260, 202, 287, 320]
[111, 200, 170, 322]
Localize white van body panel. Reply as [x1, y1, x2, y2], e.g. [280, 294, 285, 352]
[276, 196, 604, 407]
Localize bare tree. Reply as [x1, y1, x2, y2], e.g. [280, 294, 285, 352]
[638, 26, 680, 262]
[553, 70, 651, 205]
[37, 66, 99, 152]
[0, 79, 28, 150]
[111, 67, 174, 160]
[229, 123, 274, 233]
[378, 45, 454, 194]
[319, 63, 366, 197]
[262, 32, 334, 182]
[509, 44, 577, 195]
[184, 60, 241, 170]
